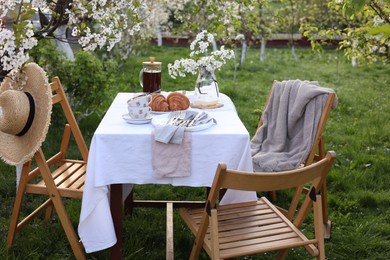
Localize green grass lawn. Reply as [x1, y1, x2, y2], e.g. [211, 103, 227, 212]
[1, 46, 389, 259]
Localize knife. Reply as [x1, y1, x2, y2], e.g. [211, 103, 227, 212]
[187, 111, 205, 127]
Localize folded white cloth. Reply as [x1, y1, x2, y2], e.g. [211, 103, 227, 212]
[154, 124, 185, 144]
[152, 132, 192, 178]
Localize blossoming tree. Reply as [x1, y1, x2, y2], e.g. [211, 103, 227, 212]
[172, 0, 275, 65]
[113, 0, 189, 59]
[300, 0, 389, 64]
[0, 0, 142, 78]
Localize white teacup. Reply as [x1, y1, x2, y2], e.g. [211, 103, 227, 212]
[128, 106, 151, 119]
[127, 94, 152, 108]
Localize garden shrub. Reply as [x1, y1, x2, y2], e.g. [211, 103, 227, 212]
[29, 39, 118, 127]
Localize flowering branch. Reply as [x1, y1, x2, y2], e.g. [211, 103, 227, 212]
[0, 0, 142, 77]
[168, 30, 235, 79]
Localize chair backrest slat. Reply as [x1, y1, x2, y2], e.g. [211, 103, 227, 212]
[305, 92, 336, 165]
[219, 151, 335, 193]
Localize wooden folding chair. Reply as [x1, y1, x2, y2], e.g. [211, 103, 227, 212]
[256, 80, 336, 237]
[6, 77, 88, 260]
[179, 151, 336, 260]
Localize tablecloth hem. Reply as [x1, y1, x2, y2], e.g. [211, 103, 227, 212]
[82, 240, 117, 254]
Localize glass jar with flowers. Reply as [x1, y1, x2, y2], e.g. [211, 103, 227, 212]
[168, 30, 234, 107]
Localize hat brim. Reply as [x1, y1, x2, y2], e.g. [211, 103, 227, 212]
[0, 63, 52, 166]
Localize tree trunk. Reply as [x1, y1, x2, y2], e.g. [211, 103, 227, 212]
[234, 46, 238, 85]
[157, 27, 162, 47]
[260, 36, 266, 62]
[241, 40, 247, 66]
[351, 57, 357, 67]
[212, 38, 218, 52]
[291, 45, 298, 62]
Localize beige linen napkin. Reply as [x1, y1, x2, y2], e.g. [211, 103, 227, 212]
[152, 132, 192, 178]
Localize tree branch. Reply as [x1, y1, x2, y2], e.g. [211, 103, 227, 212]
[370, 0, 390, 24]
[33, 0, 72, 39]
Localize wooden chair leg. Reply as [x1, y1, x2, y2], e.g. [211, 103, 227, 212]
[35, 151, 85, 260]
[276, 249, 289, 260]
[321, 180, 332, 239]
[124, 188, 134, 215]
[7, 162, 30, 249]
[54, 202, 86, 259]
[7, 184, 25, 249]
[44, 204, 54, 222]
[287, 185, 304, 220]
[210, 209, 220, 260]
[48, 193, 85, 259]
[314, 195, 325, 260]
[271, 190, 277, 201]
[166, 203, 174, 260]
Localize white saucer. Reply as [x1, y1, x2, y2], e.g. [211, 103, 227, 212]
[122, 114, 152, 124]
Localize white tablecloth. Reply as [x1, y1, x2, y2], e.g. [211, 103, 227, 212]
[78, 92, 257, 253]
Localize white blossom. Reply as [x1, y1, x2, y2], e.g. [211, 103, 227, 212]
[373, 15, 384, 27]
[168, 30, 235, 79]
[1, 0, 142, 73]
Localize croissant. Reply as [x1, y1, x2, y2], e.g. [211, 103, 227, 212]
[167, 92, 190, 111]
[150, 94, 169, 112]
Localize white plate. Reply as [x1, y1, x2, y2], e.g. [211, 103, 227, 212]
[122, 114, 152, 124]
[151, 112, 215, 132]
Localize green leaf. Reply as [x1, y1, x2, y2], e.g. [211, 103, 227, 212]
[21, 8, 36, 21]
[368, 25, 390, 37]
[351, 0, 368, 12]
[343, 4, 355, 18]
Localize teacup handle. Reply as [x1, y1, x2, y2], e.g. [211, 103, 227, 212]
[147, 94, 153, 104]
[139, 68, 144, 89]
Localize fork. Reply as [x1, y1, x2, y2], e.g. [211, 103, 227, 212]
[187, 111, 205, 127]
[175, 114, 195, 127]
[169, 111, 186, 125]
[167, 111, 179, 125]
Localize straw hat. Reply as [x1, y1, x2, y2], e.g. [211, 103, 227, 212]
[0, 63, 52, 166]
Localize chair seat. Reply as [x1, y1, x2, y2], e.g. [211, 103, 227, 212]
[26, 160, 86, 199]
[180, 197, 319, 259]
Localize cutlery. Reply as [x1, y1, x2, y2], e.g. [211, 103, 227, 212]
[175, 114, 195, 127]
[187, 111, 205, 127]
[167, 111, 179, 125]
[169, 111, 186, 125]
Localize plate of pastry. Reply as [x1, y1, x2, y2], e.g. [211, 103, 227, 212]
[150, 92, 190, 114]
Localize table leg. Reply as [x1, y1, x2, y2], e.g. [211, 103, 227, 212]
[166, 202, 174, 260]
[110, 184, 123, 259]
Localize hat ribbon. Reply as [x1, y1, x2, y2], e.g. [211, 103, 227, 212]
[16, 92, 35, 136]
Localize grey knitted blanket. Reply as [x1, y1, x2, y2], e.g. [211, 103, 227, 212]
[251, 80, 337, 172]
